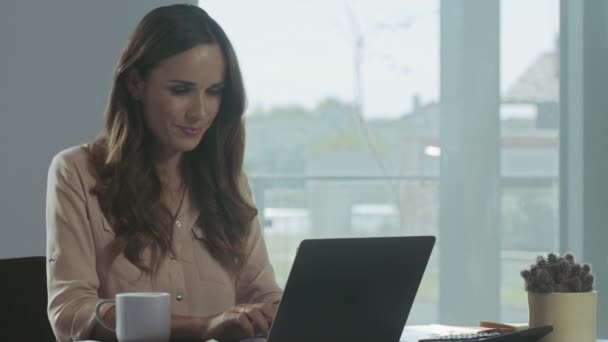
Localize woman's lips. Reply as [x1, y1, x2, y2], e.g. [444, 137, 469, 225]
[177, 125, 203, 136]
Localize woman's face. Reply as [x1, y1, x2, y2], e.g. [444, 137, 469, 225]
[136, 43, 225, 157]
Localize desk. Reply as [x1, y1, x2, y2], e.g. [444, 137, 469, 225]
[401, 325, 608, 341]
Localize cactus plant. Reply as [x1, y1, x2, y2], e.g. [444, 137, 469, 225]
[521, 252, 594, 293]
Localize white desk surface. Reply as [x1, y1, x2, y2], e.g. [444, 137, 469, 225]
[401, 325, 607, 342]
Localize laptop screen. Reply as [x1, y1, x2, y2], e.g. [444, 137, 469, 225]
[267, 236, 436, 342]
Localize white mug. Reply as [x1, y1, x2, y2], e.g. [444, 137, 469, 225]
[95, 292, 171, 342]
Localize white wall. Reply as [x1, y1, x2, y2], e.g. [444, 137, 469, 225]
[0, 0, 193, 258]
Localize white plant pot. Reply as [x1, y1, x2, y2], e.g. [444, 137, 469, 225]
[528, 291, 597, 342]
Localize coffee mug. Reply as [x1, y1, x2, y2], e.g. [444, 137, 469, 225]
[95, 292, 171, 342]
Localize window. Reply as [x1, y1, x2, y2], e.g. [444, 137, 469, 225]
[200, 0, 560, 325]
[499, 0, 559, 322]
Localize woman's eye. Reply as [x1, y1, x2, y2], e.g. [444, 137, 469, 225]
[208, 88, 224, 96]
[171, 87, 191, 95]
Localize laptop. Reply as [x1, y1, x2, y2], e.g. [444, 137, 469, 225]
[260, 235, 436, 342]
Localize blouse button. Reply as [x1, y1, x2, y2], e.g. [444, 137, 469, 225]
[175, 220, 182, 228]
[176, 294, 184, 301]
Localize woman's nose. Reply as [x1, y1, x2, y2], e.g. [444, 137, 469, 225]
[186, 94, 206, 121]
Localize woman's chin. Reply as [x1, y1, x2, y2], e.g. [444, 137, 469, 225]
[176, 145, 197, 153]
[177, 140, 202, 152]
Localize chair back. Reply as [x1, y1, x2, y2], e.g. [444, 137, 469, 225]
[0, 256, 55, 341]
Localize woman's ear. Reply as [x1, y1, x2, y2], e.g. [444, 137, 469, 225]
[126, 69, 144, 100]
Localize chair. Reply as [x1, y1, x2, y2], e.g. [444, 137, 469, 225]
[0, 256, 55, 341]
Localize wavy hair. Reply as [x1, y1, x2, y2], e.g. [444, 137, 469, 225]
[89, 4, 256, 274]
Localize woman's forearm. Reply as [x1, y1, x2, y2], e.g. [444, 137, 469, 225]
[90, 306, 117, 341]
[170, 315, 207, 341]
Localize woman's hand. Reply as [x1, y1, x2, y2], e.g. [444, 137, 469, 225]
[202, 303, 278, 341]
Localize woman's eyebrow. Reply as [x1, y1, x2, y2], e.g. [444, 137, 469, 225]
[169, 80, 224, 88]
[168, 79, 197, 86]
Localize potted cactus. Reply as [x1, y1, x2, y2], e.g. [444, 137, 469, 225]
[521, 252, 597, 342]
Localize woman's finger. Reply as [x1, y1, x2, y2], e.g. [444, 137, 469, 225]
[259, 303, 279, 321]
[246, 307, 271, 336]
[236, 310, 256, 338]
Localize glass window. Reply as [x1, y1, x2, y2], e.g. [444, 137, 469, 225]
[199, 0, 559, 325]
[499, 0, 559, 322]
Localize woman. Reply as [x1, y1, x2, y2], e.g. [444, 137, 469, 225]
[46, 4, 282, 341]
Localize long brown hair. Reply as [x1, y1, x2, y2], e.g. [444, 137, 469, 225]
[90, 4, 256, 274]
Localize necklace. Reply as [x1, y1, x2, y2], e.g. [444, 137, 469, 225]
[171, 183, 187, 225]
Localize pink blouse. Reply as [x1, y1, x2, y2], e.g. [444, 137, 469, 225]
[46, 145, 282, 341]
